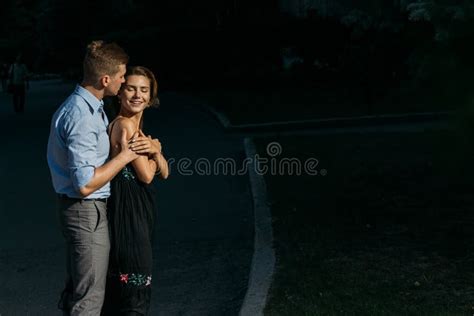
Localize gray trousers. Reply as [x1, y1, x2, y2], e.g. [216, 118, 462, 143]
[58, 198, 110, 316]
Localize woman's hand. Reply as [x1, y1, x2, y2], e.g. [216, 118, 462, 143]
[130, 130, 168, 179]
[130, 130, 162, 156]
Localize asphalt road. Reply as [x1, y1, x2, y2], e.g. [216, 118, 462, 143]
[0, 80, 254, 315]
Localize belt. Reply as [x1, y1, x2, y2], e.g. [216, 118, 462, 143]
[57, 194, 107, 203]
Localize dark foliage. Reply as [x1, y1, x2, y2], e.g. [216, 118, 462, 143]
[1, 0, 473, 107]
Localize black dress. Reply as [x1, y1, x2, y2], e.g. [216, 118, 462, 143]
[103, 164, 156, 315]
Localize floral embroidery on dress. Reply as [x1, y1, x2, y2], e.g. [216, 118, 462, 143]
[120, 273, 129, 283]
[122, 166, 135, 180]
[118, 273, 152, 287]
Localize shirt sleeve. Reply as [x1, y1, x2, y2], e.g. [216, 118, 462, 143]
[63, 112, 98, 192]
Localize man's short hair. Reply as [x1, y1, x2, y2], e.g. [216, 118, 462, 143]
[83, 40, 129, 81]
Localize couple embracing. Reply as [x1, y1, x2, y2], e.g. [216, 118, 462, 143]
[47, 40, 169, 315]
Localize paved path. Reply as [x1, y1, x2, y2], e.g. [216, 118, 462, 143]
[0, 81, 254, 315]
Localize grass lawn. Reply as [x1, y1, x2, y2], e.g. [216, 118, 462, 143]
[254, 127, 474, 315]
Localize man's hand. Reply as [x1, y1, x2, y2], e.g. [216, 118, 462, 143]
[119, 128, 139, 162]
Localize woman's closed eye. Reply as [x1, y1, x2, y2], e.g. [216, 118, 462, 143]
[126, 86, 149, 94]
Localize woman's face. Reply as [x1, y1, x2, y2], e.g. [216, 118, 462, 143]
[119, 75, 151, 114]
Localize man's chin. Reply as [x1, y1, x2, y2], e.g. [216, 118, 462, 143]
[104, 90, 120, 97]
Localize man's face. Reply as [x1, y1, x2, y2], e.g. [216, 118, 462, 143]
[104, 64, 126, 96]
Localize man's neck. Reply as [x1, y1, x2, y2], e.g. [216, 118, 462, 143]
[80, 82, 104, 101]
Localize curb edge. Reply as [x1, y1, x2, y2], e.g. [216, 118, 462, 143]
[239, 138, 276, 316]
[201, 103, 451, 133]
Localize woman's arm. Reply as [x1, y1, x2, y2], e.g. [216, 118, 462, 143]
[151, 150, 169, 179]
[128, 131, 169, 180]
[111, 118, 157, 184]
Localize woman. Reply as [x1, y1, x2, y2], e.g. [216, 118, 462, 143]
[103, 66, 169, 315]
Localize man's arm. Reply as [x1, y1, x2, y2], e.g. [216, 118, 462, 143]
[65, 110, 138, 198]
[79, 129, 138, 197]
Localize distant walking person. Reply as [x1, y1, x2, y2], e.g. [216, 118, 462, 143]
[47, 41, 153, 315]
[9, 54, 29, 112]
[0, 62, 8, 92]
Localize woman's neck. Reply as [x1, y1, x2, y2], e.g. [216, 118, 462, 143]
[118, 110, 143, 130]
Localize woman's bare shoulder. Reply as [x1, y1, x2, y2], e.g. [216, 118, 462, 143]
[109, 116, 136, 137]
[110, 116, 135, 129]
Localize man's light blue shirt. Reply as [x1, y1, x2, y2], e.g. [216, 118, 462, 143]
[47, 85, 110, 199]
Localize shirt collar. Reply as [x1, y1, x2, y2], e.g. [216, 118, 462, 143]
[74, 85, 104, 114]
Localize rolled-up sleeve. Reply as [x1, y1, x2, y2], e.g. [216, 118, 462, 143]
[64, 114, 98, 192]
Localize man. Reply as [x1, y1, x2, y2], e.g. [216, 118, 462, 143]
[47, 40, 138, 315]
[8, 54, 29, 112]
[0, 62, 8, 92]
